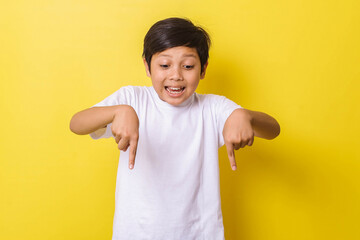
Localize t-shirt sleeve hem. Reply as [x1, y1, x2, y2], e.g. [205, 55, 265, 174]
[89, 123, 114, 140]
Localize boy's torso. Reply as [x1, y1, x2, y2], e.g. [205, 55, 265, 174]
[92, 86, 240, 240]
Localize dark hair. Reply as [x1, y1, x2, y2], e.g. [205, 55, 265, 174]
[142, 17, 211, 74]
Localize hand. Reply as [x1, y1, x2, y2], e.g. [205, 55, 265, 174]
[223, 108, 255, 171]
[111, 105, 139, 170]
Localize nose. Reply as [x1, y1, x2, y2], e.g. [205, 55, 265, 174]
[169, 66, 183, 81]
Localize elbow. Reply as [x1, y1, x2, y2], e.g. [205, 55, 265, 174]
[268, 121, 281, 140]
[69, 123, 77, 134]
[69, 115, 83, 135]
[258, 120, 280, 140]
[69, 118, 78, 134]
[274, 123, 281, 139]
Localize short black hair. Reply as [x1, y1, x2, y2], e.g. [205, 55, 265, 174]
[142, 17, 211, 74]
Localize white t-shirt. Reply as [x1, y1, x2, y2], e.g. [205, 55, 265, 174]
[90, 86, 242, 240]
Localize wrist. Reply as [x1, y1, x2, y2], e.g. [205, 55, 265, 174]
[113, 105, 136, 120]
[236, 108, 253, 125]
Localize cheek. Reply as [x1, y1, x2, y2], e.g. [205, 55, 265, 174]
[151, 77, 165, 89]
[187, 75, 201, 86]
[152, 71, 165, 80]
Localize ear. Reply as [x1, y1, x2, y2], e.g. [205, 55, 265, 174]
[143, 58, 151, 77]
[200, 61, 209, 79]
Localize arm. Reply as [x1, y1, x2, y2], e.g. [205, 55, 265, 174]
[70, 105, 122, 135]
[236, 108, 280, 140]
[69, 105, 139, 170]
[223, 108, 280, 171]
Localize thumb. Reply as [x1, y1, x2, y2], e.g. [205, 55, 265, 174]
[225, 142, 237, 171]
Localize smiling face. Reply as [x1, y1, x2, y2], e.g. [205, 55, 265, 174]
[144, 46, 208, 106]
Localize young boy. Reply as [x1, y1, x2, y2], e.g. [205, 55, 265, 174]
[70, 17, 280, 240]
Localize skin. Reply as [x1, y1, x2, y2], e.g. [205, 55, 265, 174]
[223, 108, 280, 170]
[143, 46, 208, 106]
[70, 46, 280, 171]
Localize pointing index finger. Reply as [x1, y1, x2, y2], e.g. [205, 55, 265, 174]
[128, 138, 138, 170]
[225, 142, 237, 171]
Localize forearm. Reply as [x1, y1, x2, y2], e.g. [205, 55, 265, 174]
[237, 108, 281, 140]
[69, 105, 125, 135]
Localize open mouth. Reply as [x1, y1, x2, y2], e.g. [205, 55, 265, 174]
[165, 86, 186, 95]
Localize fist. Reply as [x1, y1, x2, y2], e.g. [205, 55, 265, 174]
[223, 108, 255, 171]
[111, 105, 139, 170]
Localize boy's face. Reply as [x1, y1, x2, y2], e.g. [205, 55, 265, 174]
[144, 46, 208, 106]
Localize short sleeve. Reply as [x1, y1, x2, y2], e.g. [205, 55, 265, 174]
[89, 86, 134, 140]
[214, 95, 243, 147]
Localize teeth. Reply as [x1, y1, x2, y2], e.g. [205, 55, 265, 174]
[166, 87, 184, 94]
[168, 87, 181, 90]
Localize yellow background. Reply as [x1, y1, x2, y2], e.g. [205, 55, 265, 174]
[1, 0, 359, 239]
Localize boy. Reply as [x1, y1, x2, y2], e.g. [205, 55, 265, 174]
[70, 17, 280, 240]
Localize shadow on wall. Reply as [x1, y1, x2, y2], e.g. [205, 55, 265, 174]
[219, 127, 355, 240]
[219, 135, 315, 239]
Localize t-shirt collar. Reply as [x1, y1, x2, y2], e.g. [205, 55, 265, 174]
[150, 86, 194, 109]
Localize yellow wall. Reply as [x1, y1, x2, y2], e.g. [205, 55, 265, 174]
[1, 0, 359, 239]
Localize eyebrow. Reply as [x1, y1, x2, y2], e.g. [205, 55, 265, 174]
[158, 53, 197, 58]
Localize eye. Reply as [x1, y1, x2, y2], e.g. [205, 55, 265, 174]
[160, 64, 169, 68]
[184, 65, 194, 69]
